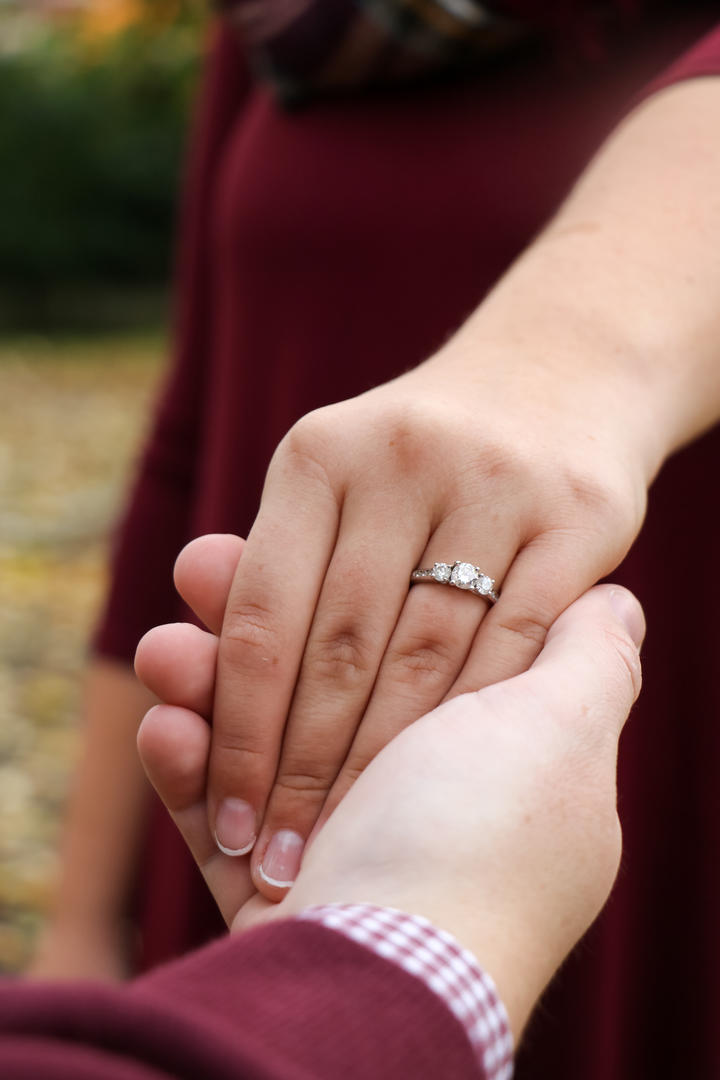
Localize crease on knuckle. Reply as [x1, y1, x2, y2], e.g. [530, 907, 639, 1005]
[383, 410, 428, 474]
[556, 464, 640, 541]
[222, 599, 281, 662]
[494, 612, 550, 654]
[468, 439, 526, 489]
[306, 629, 374, 688]
[213, 736, 268, 766]
[276, 411, 337, 490]
[274, 764, 335, 798]
[603, 626, 642, 703]
[339, 761, 365, 788]
[388, 635, 457, 684]
[562, 466, 618, 515]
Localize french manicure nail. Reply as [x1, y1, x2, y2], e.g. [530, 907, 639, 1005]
[609, 587, 646, 649]
[215, 798, 257, 856]
[259, 830, 304, 888]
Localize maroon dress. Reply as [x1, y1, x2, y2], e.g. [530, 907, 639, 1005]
[95, 4, 720, 1076]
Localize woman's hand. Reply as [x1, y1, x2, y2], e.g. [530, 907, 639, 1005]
[163, 73, 720, 904]
[201, 324, 651, 899]
[137, 552, 645, 1039]
[172, 75, 720, 903]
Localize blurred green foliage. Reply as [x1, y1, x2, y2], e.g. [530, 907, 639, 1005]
[0, 6, 205, 328]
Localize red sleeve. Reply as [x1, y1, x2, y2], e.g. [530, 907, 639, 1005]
[643, 20, 720, 99]
[92, 22, 252, 662]
[0, 923, 483, 1079]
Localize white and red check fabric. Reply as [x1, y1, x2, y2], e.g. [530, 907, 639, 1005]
[299, 904, 513, 1080]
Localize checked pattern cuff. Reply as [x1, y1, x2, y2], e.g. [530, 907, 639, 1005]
[299, 904, 513, 1080]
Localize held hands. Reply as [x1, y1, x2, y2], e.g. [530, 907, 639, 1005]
[181, 333, 650, 899]
[136, 540, 644, 1039]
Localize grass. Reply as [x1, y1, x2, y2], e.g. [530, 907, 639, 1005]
[0, 330, 164, 971]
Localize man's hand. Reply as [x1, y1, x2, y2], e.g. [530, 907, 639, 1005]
[136, 533, 644, 1038]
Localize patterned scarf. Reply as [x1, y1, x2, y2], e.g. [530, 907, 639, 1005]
[216, 0, 645, 101]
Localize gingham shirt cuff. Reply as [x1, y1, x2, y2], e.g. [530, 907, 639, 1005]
[298, 904, 513, 1080]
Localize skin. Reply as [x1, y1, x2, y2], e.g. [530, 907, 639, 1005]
[204, 78, 720, 899]
[136, 534, 644, 1041]
[30, 74, 720, 976]
[27, 660, 155, 981]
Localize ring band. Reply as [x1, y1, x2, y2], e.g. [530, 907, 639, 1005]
[411, 561, 500, 604]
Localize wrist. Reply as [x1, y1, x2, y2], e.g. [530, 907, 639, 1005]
[29, 914, 133, 980]
[520, 227, 703, 468]
[42, 885, 131, 934]
[464, 79, 720, 475]
[298, 904, 515, 1075]
[434, 242, 675, 492]
[279, 873, 549, 1043]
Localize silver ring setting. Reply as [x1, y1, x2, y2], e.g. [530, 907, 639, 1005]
[411, 561, 500, 604]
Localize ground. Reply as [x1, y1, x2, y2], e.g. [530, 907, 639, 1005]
[0, 334, 163, 972]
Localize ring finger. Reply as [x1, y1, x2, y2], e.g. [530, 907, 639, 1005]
[316, 513, 519, 827]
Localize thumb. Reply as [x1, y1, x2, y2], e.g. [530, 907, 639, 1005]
[528, 583, 644, 741]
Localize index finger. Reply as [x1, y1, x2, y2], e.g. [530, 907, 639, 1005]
[208, 447, 340, 858]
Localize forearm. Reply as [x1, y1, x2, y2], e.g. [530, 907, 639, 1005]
[446, 77, 720, 486]
[31, 660, 156, 977]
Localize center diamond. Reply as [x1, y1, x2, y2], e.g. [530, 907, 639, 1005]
[451, 562, 477, 590]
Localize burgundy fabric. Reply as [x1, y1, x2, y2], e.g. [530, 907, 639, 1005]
[0, 923, 483, 1078]
[643, 15, 720, 95]
[94, 26, 252, 664]
[92, 4, 720, 1076]
[298, 904, 513, 1075]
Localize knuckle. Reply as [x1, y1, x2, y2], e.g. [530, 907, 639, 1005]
[215, 734, 268, 760]
[555, 464, 640, 543]
[466, 438, 528, 490]
[305, 627, 374, 688]
[222, 598, 281, 663]
[383, 406, 424, 454]
[561, 466, 618, 514]
[339, 761, 365, 787]
[372, 398, 451, 479]
[213, 734, 268, 764]
[288, 406, 334, 445]
[603, 627, 643, 702]
[273, 764, 335, 798]
[387, 634, 458, 685]
[493, 611, 550, 655]
[276, 409, 338, 483]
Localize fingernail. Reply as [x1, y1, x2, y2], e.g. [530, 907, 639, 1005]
[609, 588, 646, 649]
[215, 799, 257, 856]
[259, 830, 304, 889]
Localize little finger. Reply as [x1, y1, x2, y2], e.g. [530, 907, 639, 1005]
[208, 462, 340, 860]
[449, 529, 621, 696]
[138, 705, 254, 926]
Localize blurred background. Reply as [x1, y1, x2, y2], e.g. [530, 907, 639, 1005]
[0, 0, 205, 971]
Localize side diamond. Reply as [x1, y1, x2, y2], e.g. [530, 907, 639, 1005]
[475, 574, 494, 595]
[432, 562, 452, 583]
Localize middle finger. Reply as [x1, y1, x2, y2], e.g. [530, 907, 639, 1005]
[250, 489, 428, 895]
